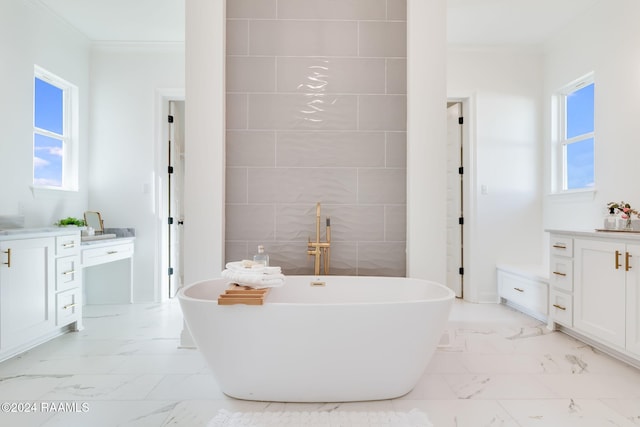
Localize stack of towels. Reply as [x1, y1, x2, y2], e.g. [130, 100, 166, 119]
[222, 260, 285, 288]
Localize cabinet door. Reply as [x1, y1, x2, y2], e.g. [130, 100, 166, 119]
[626, 243, 640, 357]
[0, 238, 55, 351]
[574, 239, 626, 349]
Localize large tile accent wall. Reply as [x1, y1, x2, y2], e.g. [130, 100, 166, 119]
[225, 0, 407, 276]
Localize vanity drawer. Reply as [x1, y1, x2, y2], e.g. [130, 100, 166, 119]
[549, 257, 573, 292]
[550, 235, 573, 257]
[56, 288, 81, 326]
[549, 290, 573, 327]
[56, 234, 80, 256]
[498, 270, 548, 316]
[56, 255, 81, 292]
[82, 242, 134, 267]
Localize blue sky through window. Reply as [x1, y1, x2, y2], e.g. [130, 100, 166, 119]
[566, 83, 594, 138]
[566, 137, 594, 189]
[33, 134, 63, 187]
[565, 82, 594, 189]
[34, 77, 64, 187]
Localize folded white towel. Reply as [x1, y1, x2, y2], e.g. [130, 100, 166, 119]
[222, 261, 285, 288]
[225, 261, 282, 275]
[221, 269, 285, 288]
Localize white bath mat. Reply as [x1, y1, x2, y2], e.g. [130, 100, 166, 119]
[208, 408, 432, 426]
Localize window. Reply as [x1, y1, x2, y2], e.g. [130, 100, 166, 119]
[33, 66, 78, 190]
[557, 75, 595, 191]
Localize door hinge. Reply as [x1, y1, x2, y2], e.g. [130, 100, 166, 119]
[459, 217, 464, 225]
[459, 267, 464, 275]
[168, 166, 174, 174]
[168, 217, 174, 225]
[168, 115, 174, 123]
[458, 117, 463, 125]
[168, 267, 174, 276]
[458, 166, 464, 175]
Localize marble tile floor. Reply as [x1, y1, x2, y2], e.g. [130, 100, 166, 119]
[1, 299, 640, 426]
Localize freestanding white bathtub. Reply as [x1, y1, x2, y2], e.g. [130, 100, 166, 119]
[178, 275, 454, 402]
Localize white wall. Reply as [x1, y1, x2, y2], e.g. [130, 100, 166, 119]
[447, 48, 545, 302]
[406, 0, 448, 284]
[543, 0, 640, 231]
[0, 0, 90, 225]
[89, 44, 185, 302]
[184, 0, 226, 286]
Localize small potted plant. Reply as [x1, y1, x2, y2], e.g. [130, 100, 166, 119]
[55, 217, 86, 227]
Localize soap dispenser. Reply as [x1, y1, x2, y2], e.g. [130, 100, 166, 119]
[604, 207, 617, 230]
[253, 245, 269, 266]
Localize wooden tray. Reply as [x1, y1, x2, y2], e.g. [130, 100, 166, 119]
[218, 284, 270, 305]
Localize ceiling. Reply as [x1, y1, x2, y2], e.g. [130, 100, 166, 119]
[37, 0, 600, 46]
[447, 0, 600, 46]
[37, 0, 185, 43]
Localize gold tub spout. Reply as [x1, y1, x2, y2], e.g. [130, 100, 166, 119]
[307, 202, 331, 275]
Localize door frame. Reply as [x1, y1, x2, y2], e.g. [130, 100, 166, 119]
[154, 89, 185, 302]
[446, 101, 464, 298]
[447, 96, 475, 301]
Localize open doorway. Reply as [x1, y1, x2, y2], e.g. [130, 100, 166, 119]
[157, 92, 185, 301]
[446, 101, 464, 298]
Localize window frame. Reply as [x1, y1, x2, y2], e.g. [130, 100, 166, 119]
[33, 66, 79, 191]
[555, 74, 595, 193]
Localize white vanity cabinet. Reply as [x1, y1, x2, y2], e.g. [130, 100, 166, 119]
[548, 230, 640, 364]
[0, 229, 82, 361]
[574, 239, 629, 348]
[0, 237, 55, 352]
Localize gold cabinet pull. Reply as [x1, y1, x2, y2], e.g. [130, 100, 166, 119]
[63, 242, 75, 248]
[552, 271, 566, 277]
[2, 249, 10, 268]
[514, 287, 524, 293]
[63, 303, 77, 310]
[615, 250, 622, 269]
[552, 304, 567, 311]
[63, 270, 76, 275]
[552, 244, 567, 249]
[626, 252, 633, 271]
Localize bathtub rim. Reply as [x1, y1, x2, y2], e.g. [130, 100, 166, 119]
[178, 275, 456, 307]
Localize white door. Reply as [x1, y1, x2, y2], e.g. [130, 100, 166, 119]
[574, 238, 626, 349]
[168, 101, 185, 297]
[446, 103, 463, 297]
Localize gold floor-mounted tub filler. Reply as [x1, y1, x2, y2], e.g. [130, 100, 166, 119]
[307, 202, 331, 275]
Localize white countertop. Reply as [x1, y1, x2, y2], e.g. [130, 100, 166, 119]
[547, 228, 640, 241]
[0, 227, 135, 244]
[80, 236, 135, 246]
[0, 227, 81, 241]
